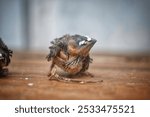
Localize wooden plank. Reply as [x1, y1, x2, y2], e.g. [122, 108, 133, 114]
[0, 52, 150, 99]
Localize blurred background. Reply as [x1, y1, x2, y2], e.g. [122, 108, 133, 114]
[0, 0, 150, 54]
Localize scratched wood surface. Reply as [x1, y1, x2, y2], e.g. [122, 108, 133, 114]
[0, 51, 150, 100]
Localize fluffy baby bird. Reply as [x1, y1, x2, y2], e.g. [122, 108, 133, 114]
[0, 38, 13, 76]
[46, 34, 97, 82]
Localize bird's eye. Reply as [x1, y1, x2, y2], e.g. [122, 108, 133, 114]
[79, 40, 86, 46]
[85, 36, 92, 42]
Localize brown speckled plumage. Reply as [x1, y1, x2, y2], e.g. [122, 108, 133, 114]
[46, 34, 98, 83]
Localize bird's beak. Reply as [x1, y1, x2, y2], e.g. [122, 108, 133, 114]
[86, 38, 97, 51]
[80, 38, 97, 56]
[91, 38, 97, 45]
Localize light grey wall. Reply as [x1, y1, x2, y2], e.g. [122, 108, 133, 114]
[0, 0, 24, 49]
[0, 0, 150, 53]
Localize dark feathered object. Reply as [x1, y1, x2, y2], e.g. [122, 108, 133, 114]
[0, 38, 13, 76]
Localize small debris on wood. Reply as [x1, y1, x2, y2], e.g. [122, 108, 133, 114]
[27, 83, 34, 87]
[25, 77, 29, 80]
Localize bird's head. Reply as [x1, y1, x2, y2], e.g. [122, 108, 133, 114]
[67, 35, 97, 56]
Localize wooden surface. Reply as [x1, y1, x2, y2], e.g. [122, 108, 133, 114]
[0, 51, 150, 100]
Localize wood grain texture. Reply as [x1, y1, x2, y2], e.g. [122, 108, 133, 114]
[0, 52, 150, 99]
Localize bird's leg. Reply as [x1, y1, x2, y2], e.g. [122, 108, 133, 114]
[47, 60, 55, 77]
[83, 71, 94, 77]
[48, 66, 71, 82]
[48, 66, 102, 83]
[48, 66, 57, 80]
[54, 75, 102, 83]
[47, 58, 66, 80]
